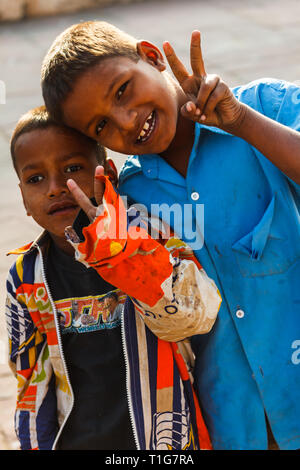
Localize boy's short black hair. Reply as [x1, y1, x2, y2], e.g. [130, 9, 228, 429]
[41, 21, 139, 123]
[11, 105, 107, 174]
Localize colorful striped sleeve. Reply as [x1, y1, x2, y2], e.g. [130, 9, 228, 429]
[5, 258, 57, 450]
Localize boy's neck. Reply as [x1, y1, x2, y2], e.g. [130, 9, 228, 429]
[50, 233, 75, 256]
[159, 81, 195, 177]
[160, 113, 195, 177]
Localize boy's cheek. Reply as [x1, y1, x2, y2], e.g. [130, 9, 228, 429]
[73, 173, 96, 196]
[19, 185, 32, 217]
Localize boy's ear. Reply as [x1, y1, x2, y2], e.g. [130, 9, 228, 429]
[19, 182, 31, 216]
[105, 158, 118, 186]
[136, 40, 166, 72]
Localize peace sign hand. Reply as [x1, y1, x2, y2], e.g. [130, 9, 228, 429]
[67, 165, 105, 223]
[163, 31, 245, 130]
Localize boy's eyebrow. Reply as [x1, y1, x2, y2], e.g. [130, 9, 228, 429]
[21, 163, 39, 174]
[59, 151, 89, 161]
[20, 152, 88, 173]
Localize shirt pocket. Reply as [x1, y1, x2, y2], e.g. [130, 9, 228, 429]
[232, 193, 300, 277]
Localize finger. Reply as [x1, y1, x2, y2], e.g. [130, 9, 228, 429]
[94, 165, 105, 206]
[163, 41, 189, 85]
[190, 30, 206, 77]
[67, 179, 97, 222]
[200, 80, 228, 121]
[180, 101, 207, 124]
[195, 74, 220, 116]
[180, 100, 197, 119]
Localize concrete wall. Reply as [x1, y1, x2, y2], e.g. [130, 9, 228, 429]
[0, 0, 144, 22]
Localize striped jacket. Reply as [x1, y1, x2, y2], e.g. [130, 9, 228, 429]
[5, 176, 221, 450]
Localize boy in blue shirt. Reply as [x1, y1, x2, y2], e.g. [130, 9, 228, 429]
[41, 21, 300, 450]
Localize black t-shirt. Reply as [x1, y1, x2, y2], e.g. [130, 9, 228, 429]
[45, 240, 135, 450]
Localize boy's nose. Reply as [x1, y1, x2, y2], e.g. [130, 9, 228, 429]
[47, 175, 68, 198]
[113, 107, 138, 133]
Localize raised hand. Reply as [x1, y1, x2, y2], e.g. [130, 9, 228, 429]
[67, 165, 105, 222]
[163, 31, 245, 130]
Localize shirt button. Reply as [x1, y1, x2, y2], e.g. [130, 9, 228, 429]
[236, 309, 245, 319]
[191, 191, 200, 201]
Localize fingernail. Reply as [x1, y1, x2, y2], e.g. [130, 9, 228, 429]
[186, 102, 193, 112]
[95, 166, 104, 179]
[67, 179, 76, 189]
[195, 108, 201, 116]
[200, 115, 206, 121]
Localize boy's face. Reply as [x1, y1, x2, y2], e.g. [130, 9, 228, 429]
[16, 127, 98, 251]
[62, 54, 184, 156]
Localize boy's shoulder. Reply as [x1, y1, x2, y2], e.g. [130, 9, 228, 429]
[7, 231, 49, 285]
[231, 77, 297, 110]
[8, 241, 35, 257]
[119, 155, 146, 192]
[119, 154, 142, 183]
[7, 244, 38, 291]
[232, 77, 293, 95]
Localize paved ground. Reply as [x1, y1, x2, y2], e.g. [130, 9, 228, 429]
[1, 0, 300, 450]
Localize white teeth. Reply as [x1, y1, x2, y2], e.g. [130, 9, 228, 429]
[137, 112, 155, 143]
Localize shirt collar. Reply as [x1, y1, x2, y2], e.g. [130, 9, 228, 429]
[130, 123, 231, 184]
[188, 122, 231, 166]
[7, 230, 50, 256]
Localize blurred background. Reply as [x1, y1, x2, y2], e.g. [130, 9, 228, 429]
[1, 0, 300, 450]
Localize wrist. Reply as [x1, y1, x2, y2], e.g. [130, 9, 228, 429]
[221, 103, 248, 135]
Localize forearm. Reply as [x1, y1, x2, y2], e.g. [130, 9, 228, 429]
[224, 103, 300, 185]
[72, 229, 221, 340]
[132, 256, 221, 342]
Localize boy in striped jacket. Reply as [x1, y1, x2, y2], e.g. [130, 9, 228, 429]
[6, 106, 221, 450]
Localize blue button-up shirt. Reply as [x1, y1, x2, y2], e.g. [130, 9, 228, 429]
[119, 78, 300, 450]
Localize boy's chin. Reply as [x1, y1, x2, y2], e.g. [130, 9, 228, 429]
[137, 137, 175, 156]
[48, 231, 76, 254]
[45, 218, 79, 243]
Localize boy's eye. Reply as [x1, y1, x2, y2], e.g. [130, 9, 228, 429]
[96, 119, 107, 136]
[27, 175, 43, 184]
[65, 164, 82, 173]
[116, 80, 129, 100]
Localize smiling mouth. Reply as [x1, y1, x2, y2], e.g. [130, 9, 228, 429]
[136, 111, 156, 144]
